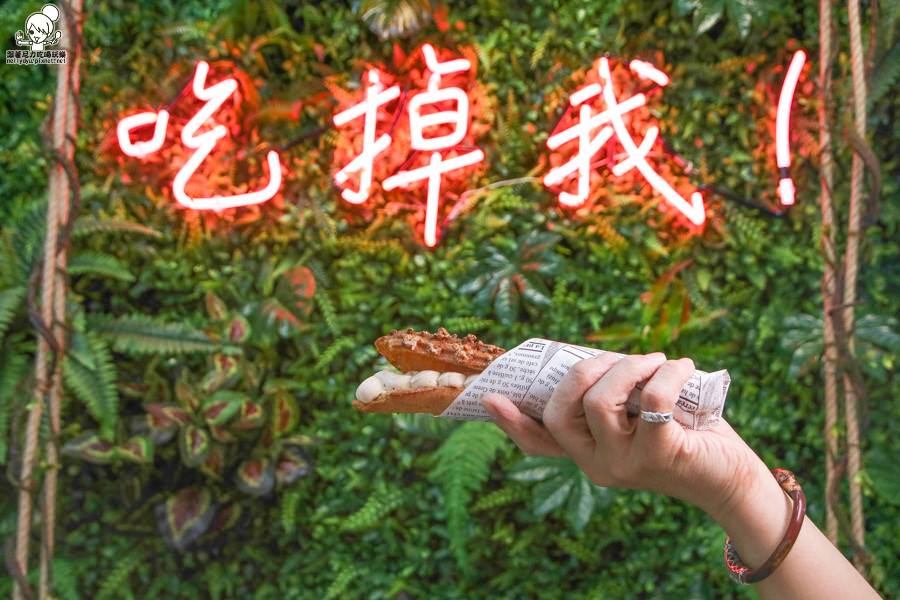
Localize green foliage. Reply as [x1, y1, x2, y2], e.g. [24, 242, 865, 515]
[68, 251, 135, 282]
[280, 487, 302, 534]
[89, 314, 224, 355]
[97, 553, 142, 600]
[63, 331, 119, 439]
[673, 0, 778, 38]
[0, 0, 897, 597]
[313, 335, 357, 371]
[358, 0, 433, 40]
[511, 456, 615, 532]
[72, 216, 163, 239]
[339, 486, 404, 532]
[429, 421, 508, 571]
[471, 483, 529, 512]
[460, 231, 563, 325]
[51, 558, 80, 600]
[0, 352, 28, 463]
[323, 563, 359, 600]
[781, 313, 899, 380]
[0, 286, 25, 340]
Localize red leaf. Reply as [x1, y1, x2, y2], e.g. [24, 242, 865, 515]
[235, 458, 275, 496]
[276, 445, 314, 486]
[145, 403, 192, 427]
[156, 487, 217, 551]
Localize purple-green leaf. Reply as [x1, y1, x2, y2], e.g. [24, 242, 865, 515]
[200, 354, 241, 394]
[144, 403, 192, 427]
[271, 391, 299, 437]
[179, 425, 210, 467]
[116, 436, 154, 464]
[209, 424, 237, 443]
[175, 379, 202, 412]
[202, 391, 244, 427]
[227, 314, 251, 343]
[205, 502, 243, 536]
[155, 487, 217, 551]
[275, 445, 313, 486]
[235, 457, 275, 497]
[62, 432, 117, 464]
[235, 400, 264, 430]
[199, 443, 226, 479]
[205, 291, 228, 322]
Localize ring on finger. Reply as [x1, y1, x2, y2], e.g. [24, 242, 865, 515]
[640, 410, 673, 424]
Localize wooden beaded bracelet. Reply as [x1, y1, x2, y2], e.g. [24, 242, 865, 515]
[724, 468, 806, 584]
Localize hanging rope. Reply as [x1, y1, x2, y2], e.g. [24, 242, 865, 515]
[12, 2, 82, 598]
[817, 0, 840, 546]
[38, 2, 83, 598]
[844, 0, 868, 572]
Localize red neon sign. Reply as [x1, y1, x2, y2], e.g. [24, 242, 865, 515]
[332, 44, 485, 247]
[116, 61, 282, 211]
[544, 58, 705, 226]
[382, 44, 484, 247]
[775, 50, 806, 206]
[114, 48, 805, 242]
[332, 69, 400, 205]
[117, 110, 169, 158]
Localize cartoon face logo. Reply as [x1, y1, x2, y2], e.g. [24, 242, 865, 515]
[15, 4, 62, 52]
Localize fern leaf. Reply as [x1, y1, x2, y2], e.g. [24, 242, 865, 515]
[72, 216, 163, 239]
[869, 41, 900, 107]
[555, 536, 596, 563]
[281, 488, 301, 534]
[97, 553, 141, 600]
[324, 563, 358, 600]
[63, 331, 119, 440]
[0, 286, 25, 340]
[52, 557, 80, 600]
[89, 314, 224, 355]
[530, 27, 554, 69]
[0, 351, 29, 463]
[430, 422, 507, 571]
[340, 488, 404, 532]
[314, 336, 356, 371]
[10, 200, 47, 277]
[441, 316, 494, 334]
[472, 484, 529, 513]
[68, 252, 135, 282]
[314, 292, 341, 336]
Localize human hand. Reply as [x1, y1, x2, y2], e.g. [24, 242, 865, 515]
[482, 353, 774, 526]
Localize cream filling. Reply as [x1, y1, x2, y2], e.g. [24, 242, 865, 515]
[355, 369, 479, 403]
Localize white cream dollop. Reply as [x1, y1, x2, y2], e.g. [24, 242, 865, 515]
[410, 370, 440, 388]
[355, 375, 385, 403]
[437, 372, 466, 387]
[357, 369, 477, 403]
[374, 370, 412, 391]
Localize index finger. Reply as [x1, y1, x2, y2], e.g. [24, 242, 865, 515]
[542, 353, 622, 465]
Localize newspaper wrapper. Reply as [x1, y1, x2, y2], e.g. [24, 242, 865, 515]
[439, 338, 730, 431]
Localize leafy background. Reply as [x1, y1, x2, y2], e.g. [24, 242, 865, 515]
[1, 0, 898, 598]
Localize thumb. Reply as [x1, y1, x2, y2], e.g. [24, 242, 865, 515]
[482, 393, 565, 457]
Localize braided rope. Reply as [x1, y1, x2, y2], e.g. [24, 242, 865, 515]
[13, 3, 82, 597]
[13, 128, 61, 600]
[38, 3, 83, 598]
[817, 0, 840, 546]
[844, 0, 867, 571]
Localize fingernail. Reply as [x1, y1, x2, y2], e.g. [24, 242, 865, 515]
[646, 352, 667, 362]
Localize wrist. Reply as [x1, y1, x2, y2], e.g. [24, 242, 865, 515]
[711, 461, 794, 568]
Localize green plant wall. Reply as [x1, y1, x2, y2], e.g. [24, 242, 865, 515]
[1, 0, 897, 598]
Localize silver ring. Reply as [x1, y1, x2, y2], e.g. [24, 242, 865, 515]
[640, 410, 673, 424]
